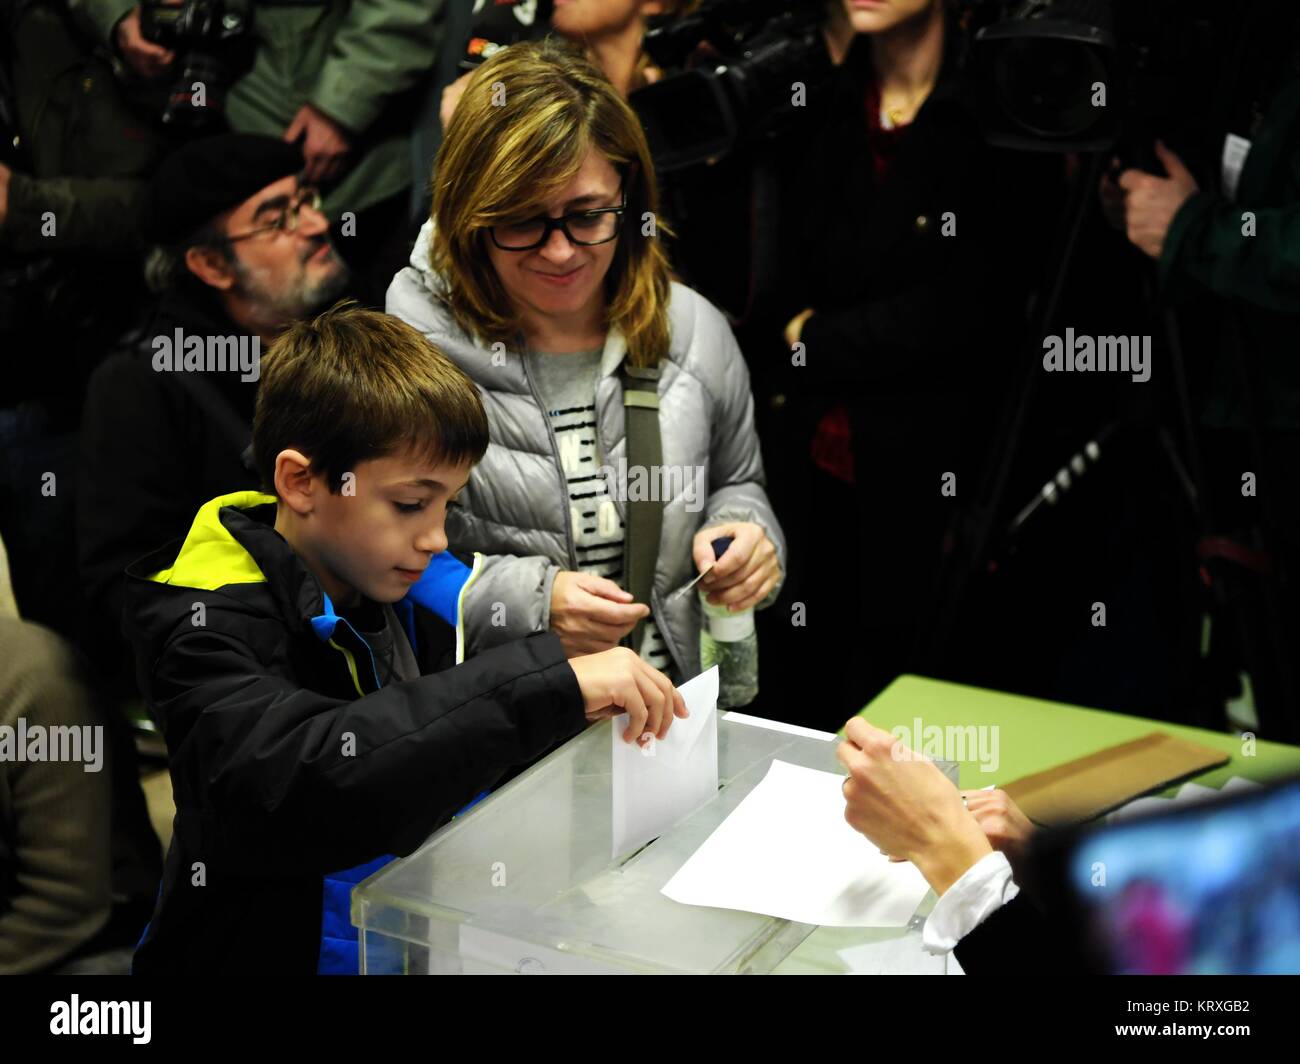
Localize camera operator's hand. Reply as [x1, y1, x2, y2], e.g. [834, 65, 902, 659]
[692, 522, 780, 612]
[569, 645, 687, 744]
[550, 571, 649, 657]
[285, 104, 352, 185]
[1117, 140, 1199, 261]
[115, 5, 176, 80]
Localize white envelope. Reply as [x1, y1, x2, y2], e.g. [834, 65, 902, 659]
[611, 666, 719, 859]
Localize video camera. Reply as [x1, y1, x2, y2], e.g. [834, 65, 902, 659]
[628, 0, 831, 174]
[958, 0, 1219, 156]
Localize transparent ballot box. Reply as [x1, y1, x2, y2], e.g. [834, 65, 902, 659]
[352, 714, 956, 974]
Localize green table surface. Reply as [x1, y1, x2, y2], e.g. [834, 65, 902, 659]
[775, 674, 1300, 975]
[851, 673, 1300, 792]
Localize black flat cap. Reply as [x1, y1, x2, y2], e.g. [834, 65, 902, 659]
[142, 133, 305, 246]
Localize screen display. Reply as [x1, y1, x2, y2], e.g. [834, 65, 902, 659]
[1065, 782, 1300, 974]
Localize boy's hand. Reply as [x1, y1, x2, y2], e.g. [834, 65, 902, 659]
[550, 570, 649, 655]
[568, 646, 688, 744]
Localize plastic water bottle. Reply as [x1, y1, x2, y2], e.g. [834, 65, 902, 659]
[699, 536, 759, 708]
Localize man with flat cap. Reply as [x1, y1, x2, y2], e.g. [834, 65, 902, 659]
[77, 133, 351, 694]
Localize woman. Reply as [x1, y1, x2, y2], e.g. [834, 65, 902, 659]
[440, 1, 691, 129]
[389, 38, 784, 684]
[756, 0, 1060, 724]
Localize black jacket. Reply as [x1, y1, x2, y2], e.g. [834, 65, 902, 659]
[761, 28, 1061, 497]
[78, 287, 261, 685]
[123, 491, 586, 974]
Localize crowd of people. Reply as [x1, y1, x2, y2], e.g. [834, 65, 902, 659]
[2, 0, 1299, 975]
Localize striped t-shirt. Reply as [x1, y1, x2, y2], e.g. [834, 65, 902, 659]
[527, 347, 672, 673]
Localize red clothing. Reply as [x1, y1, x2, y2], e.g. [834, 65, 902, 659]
[809, 77, 911, 484]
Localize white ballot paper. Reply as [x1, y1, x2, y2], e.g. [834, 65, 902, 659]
[661, 759, 931, 927]
[612, 666, 719, 859]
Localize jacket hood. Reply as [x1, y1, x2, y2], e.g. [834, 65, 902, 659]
[123, 491, 331, 667]
[123, 490, 478, 681]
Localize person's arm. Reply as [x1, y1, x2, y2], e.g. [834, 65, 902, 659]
[785, 142, 1058, 391]
[839, 716, 1053, 971]
[1159, 192, 1300, 314]
[77, 358, 194, 637]
[0, 623, 112, 974]
[69, 0, 137, 49]
[147, 625, 586, 875]
[0, 172, 147, 254]
[307, 0, 446, 136]
[922, 850, 1020, 954]
[696, 311, 787, 608]
[440, 499, 563, 656]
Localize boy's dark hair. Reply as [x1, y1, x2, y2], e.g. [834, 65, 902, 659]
[253, 301, 489, 494]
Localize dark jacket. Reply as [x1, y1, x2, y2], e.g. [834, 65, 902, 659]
[123, 491, 586, 974]
[766, 29, 1060, 466]
[78, 287, 260, 684]
[951, 894, 1062, 975]
[1159, 5, 1300, 430]
[75, 0, 444, 217]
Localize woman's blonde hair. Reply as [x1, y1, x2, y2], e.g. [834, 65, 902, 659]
[429, 36, 674, 369]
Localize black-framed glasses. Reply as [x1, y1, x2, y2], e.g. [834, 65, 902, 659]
[226, 186, 324, 243]
[488, 187, 627, 251]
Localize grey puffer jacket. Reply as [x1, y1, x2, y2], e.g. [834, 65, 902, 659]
[386, 221, 786, 681]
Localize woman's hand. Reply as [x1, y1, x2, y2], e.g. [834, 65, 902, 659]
[838, 716, 992, 896]
[569, 646, 688, 744]
[961, 788, 1035, 882]
[692, 522, 781, 612]
[550, 570, 649, 656]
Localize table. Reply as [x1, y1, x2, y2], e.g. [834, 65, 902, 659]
[773, 673, 1300, 974]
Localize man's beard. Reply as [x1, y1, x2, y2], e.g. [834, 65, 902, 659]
[231, 241, 352, 324]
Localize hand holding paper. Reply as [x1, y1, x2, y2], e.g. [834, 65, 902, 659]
[612, 666, 719, 858]
[661, 760, 932, 927]
[569, 646, 687, 742]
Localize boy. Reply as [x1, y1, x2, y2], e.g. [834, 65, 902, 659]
[123, 303, 684, 974]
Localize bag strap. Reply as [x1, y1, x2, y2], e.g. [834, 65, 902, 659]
[619, 360, 664, 656]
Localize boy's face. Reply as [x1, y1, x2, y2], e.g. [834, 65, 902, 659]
[295, 449, 474, 607]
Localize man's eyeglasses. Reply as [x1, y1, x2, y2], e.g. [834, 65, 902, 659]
[488, 187, 627, 251]
[226, 187, 324, 243]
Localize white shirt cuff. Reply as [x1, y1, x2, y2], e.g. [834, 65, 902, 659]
[921, 850, 1020, 955]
